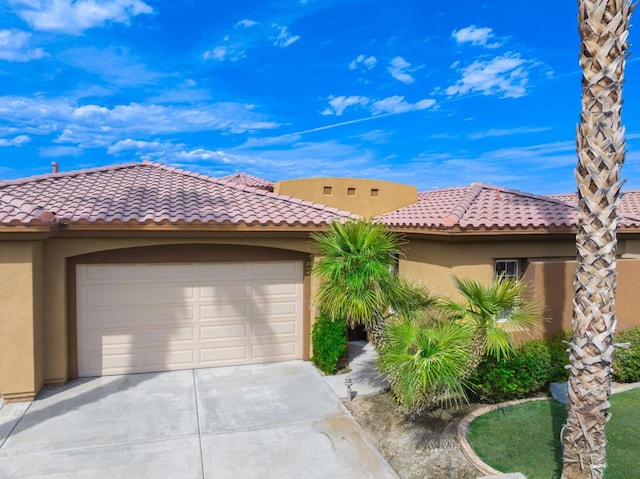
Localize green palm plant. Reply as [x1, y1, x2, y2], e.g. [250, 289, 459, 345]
[440, 275, 540, 363]
[378, 311, 474, 415]
[311, 219, 428, 340]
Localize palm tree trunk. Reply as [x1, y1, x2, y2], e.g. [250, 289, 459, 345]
[562, 1, 631, 478]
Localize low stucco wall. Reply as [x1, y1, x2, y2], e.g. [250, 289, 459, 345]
[526, 258, 640, 337]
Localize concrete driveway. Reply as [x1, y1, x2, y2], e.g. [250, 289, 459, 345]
[0, 361, 398, 479]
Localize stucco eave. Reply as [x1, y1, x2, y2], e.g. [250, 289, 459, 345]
[391, 226, 578, 239]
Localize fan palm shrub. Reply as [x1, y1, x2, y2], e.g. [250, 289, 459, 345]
[378, 310, 474, 415]
[440, 275, 540, 366]
[311, 219, 431, 345]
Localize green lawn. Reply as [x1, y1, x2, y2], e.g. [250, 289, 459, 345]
[467, 387, 640, 479]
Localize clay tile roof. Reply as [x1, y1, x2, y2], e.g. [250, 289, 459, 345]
[549, 191, 640, 221]
[378, 183, 640, 231]
[0, 161, 354, 228]
[218, 172, 274, 190]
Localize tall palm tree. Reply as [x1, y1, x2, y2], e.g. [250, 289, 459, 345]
[562, 1, 631, 477]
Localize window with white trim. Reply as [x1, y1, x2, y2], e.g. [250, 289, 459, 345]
[494, 259, 519, 280]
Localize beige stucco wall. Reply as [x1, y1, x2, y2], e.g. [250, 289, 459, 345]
[400, 237, 640, 339]
[399, 237, 578, 299]
[4, 229, 639, 401]
[274, 177, 418, 218]
[0, 241, 44, 401]
[526, 258, 640, 337]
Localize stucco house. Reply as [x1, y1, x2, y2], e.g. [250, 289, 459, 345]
[2, 160, 640, 402]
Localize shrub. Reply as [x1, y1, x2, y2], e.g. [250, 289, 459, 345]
[613, 326, 640, 383]
[547, 330, 571, 383]
[470, 331, 571, 403]
[311, 315, 348, 374]
[378, 312, 474, 414]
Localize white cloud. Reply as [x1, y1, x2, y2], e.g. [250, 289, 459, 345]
[0, 29, 46, 62]
[388, 56, 415, 84]
[271, 23, 300, 48]
[321, 95, 369, 116]
[235, 19, 258, 28]
[349, 54, 377, 70]
[107, 138, 235, 164]
[107, 138, 170, 155]
[0, 135, 30, 146]
[203, 45, 246, 62]
[0, 96, 280, 148]
[321, 95, 435, 117]
[370, 96, 435, 114]
[446, 53, 530, 98]
[9, 0, 153, 35]
[60, 46, 163, 86]
[468, 126, 552, 140]
[452, 25, 501, 48]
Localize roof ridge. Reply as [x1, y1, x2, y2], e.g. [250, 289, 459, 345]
[545, 189, 640, 223]
[142, 161, 357, 218]
[479, 183, 581, 208]
[442, 183, 484, 226]
[219, 172, 273, 184]
[0, 162, 144, 187]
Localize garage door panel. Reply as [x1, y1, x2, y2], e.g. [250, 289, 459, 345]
[80, 263, 197, 282]
[195, 262, 250, 280]
[199, 344, 250, 363]
[252, 320, 298, 336]
[252, 300, 300, 317]
[144, 350, 196, 370]
[199, 283, 249, 301]
[79, 331, 139, 350]
[81, 284, 196, 307]
[199, 303, 249, 320]
[145, 327, 196, 345]
[251, 280, 299, 298]
[200, 323, 248, 340]
[77, 305, 197, 328]
[249, 261, 301, 279]
[89, 352, 141, 375]
[76, 261, 304, 377]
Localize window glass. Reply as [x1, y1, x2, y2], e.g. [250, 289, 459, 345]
[494, 259, 519, 279]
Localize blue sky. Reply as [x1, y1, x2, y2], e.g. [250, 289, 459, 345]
[0, 0, 639, 194]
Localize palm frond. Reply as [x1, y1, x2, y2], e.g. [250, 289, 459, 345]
[379, 313, 474, 414]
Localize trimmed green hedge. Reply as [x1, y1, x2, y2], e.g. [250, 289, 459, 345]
[471, 331, 571, 403]
[311, 315, 348, 374]
[613, 326, 640, 383]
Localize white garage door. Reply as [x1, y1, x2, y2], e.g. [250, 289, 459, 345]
[76, 261, 304, 377]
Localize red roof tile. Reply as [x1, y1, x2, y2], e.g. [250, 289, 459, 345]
[0, 161, 354, 228]
[218, 172, 274, 190]
[549, 191, 640, 219]
[379, 183, 640, 231]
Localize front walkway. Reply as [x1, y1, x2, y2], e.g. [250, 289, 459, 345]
[0, 361, 398, 479]
[323, 340, 389, 399]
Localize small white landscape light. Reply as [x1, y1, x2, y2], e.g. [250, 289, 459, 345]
[344, 376, 353, 402]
